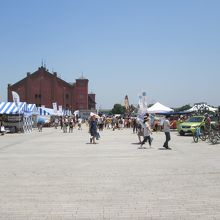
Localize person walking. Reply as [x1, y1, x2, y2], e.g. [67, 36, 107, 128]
[138, 117, 152, 149]
[69, 118, 74, 133]
[163, 115, 171, 149]
[136, 121, 144, 144]
[37, 120, 43, 132]
[63, 117, 68, 133]
[89, 115, 98, 144]
[132, 118, 138, 133]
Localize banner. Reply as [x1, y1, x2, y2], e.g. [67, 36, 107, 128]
[12, 91, 20, 107]
[58, 105, 62, 116]
[142, 92, 147, 109]
[52, 102, 58, 114]
[138, 92, 148, 114]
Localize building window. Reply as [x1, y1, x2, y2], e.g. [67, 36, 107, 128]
[79, 94, 84, 99]
[79, 82, 84, 86]
[35, 94, 41, 107]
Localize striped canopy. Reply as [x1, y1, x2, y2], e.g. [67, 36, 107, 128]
[0, 102, 27, 114]
[26, 104, 38, 114]
[38, 107, 54, 115]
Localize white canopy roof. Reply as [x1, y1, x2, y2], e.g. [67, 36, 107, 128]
[185, 104, 217, 113]
[147, 102, 174, 114]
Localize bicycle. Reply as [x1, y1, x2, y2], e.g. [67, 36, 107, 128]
[193, 126, 206, 143]
[209, 123, 220, 144]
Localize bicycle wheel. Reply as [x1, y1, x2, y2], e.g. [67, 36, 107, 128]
[200, 132, 207, 141]
[210, 134, 218, 144]
[193, 133, 198, 143]
[208, 130, 217, 142]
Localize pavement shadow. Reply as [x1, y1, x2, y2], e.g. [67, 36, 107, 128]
[158, 147, 172, 150]
[131, 142, 141, 145]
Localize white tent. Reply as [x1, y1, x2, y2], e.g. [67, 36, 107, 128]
[147, 102, 174, 114]
[185, 104, 217, 113]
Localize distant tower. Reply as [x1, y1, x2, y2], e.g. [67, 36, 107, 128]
[124, 95, 130, 111]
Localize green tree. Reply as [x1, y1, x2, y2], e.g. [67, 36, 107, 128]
[174, 104, 191, 112]
[111, 104, 125, 115]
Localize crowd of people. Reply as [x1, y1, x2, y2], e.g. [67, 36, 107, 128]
[32, 111, 220, 149]
[2, 105, 219, 150]
[38, 113, 173, 149]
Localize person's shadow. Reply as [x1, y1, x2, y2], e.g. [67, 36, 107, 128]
[158, 147, 172, 150]
[131, 142, 141, 145]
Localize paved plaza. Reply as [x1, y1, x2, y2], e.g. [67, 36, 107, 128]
[0, 126, 220, 220]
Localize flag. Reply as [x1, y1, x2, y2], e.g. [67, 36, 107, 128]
[58, 105, 63, 116]
[138, 92, 148, 114]
[142, 92, 147, 109]
[52, 102, 58, 115]
[74, 110, 79, 116]
[12, 91, 20, 107]
[138, 95, 143, 110]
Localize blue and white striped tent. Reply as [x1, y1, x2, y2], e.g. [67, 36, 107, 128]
[0, 102, 27, 114]
[37, 107, 55, 115]
[26, 104, 38, 114]
[0, 102, 37, 133]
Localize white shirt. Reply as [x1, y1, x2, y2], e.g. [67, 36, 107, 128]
[142, 121, 151, 137]
[163, 119, 170, 132]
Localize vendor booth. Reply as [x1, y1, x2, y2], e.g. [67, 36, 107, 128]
[184, 103, 217, 114]
[147, 102, 174, 114]
[37, 106, 62, 127]
[0, 102, 36, 133]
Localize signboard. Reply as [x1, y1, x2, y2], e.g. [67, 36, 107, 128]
[5, 114, 23, 122]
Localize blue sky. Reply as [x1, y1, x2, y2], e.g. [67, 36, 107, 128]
[1, 0, 219, 109]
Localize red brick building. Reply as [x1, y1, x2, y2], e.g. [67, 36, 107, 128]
[7, 66, 96, 111]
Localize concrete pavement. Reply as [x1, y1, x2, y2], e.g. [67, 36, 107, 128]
[0, 126, 220, 220]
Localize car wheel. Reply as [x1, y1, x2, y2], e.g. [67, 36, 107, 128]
[179, 130, 185, 136]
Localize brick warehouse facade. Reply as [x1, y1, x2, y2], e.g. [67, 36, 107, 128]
[7, 66, 96, 111]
